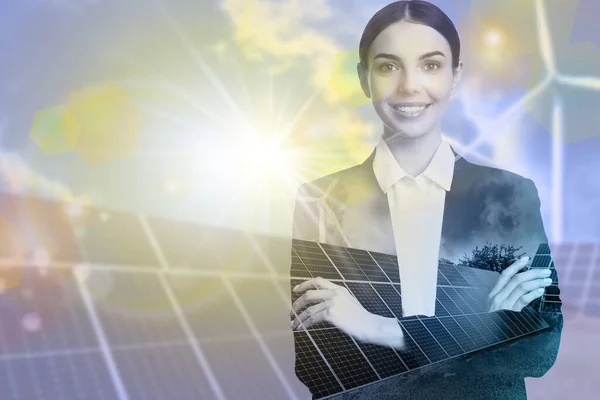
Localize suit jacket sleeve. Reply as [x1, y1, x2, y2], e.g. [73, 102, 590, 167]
[494, 179, 563, 379]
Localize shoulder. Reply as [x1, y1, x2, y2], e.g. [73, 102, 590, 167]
[455, 159, 540, 208]
[457, 158, 537, 191]
[295, 162, 371, 201]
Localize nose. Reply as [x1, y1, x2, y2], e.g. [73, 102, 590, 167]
[397, 70, 421, 95]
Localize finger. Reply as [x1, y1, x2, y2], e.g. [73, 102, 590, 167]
[293, 277, 339, 294]
[511, 288, 546, 312]
[291, 289, 335, 315]
[504, 276, 552, 308]
[295, 309, 329, 331]
[493, 269, 552, 307]
[291, 301, 330, 330]
[488, 256, 530, 300]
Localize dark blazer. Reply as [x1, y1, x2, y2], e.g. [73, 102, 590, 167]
[291, 147, 563, 399]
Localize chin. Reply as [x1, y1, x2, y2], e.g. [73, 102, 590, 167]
[383, 120, 433, 140]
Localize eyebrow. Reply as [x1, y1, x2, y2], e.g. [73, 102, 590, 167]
[373, 51, 446, 62]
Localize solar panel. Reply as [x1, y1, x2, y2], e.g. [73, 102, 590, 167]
[530, 243, 563, 313]
[0, 193, 566, 400]
[290, 239, 552, 399]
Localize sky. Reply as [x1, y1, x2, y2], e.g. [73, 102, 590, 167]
[0, 0, 599, 243]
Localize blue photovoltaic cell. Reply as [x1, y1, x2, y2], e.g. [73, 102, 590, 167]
[420, 317, 463, 357]
[93, 272, 187, 346]
[469, 313, 502, 342]
[437, 269, 451, 286]
[443, 287, 474, 314]
[201, 338, 291, 400]
[309, 328, 379, 390]
[478, 313, 509, 341]
[347, 249, 391, 283]
[457, 267, 484, 287]
[436, 287, 461, 315]
[0, 268, 98, 355]
[291, 251, 313, 278]
[465, 314, 493, 346]
[452, 315, 489, 348]
[439, 316, 478, 353]
[113, 344, 216, 400]
[293, 331, 344, 399]
[530, 255, 552, 270]
[344, 282, 394, 318]
[327, 253, 368, 281]
[372, 284, 404, 319]
[79, 211, 159, 267]
[167, 276, 252, 338]
[401, 319, 448, 363]
[295, 249, 343, 281]
[537, 243, 551, 255]
[0, 352, 118, 400]
[395, 329, 430, 370]
[489, 312, 517, 339]
[435, 298, 451, 317]
[438, 265, 470, 287]
[357, 342, 408, 378]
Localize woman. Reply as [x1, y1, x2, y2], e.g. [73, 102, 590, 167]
[289, 1, 562, 399]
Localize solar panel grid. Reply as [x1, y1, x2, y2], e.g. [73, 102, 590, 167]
[420, 317, 463, 357]
[355, 342, 408, 378]
[344, 282, 395, 318]
[0, 195, 557, 400]
[530, 245, 563, 313]
[309, 328, 379, 389]
[289, 240, 551, 399]
[347, 251, 391, 283]
[400, 319, 448, 363]
[290, 331, 343, 398]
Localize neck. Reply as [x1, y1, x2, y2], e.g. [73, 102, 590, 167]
[382, 126, 442, 177]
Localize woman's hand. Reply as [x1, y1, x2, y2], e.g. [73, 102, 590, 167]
[487, 256, 552, 312]
[290, 277, 405, 349]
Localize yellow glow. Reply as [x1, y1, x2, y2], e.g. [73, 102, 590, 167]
[485, 29, 504, 47]
[163, 180, 181, 195]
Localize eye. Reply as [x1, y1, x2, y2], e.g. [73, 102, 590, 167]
[423, 62, 440, 71]
[378, 63, 399, 73]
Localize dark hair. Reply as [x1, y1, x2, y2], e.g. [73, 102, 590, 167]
[359, 0, 461, 70]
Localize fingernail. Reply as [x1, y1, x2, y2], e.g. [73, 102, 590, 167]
[544, 278, 552, 284]
[293, 284, 299, 292]
[543, 269, 551, 276]
[521, 256, 530, 262]
[537, 288, 545, 294]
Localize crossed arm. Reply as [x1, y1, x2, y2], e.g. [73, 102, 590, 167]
[289, 257, 553, 348]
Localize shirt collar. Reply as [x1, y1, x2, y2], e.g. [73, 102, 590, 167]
[372, 137, 455, 193]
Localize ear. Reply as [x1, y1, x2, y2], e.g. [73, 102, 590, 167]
[450, 61, 463, 99]
[357, 62, 371, 99]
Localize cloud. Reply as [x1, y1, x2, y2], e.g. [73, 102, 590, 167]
[221, 0, 378, 182]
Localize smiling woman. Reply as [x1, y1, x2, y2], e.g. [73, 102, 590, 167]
[289, 1, 562, 399]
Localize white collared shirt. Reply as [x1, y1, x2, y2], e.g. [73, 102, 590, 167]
[373, 137, 455, 317]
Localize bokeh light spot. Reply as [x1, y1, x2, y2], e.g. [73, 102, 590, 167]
[21, 312, 42, 333]
[29, 105, 79, 155]
[66, 82, 143, 164]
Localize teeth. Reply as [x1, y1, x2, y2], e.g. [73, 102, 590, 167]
[395, 105, 427, 113]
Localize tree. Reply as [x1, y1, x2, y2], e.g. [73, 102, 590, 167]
[457, 242, 525, 273]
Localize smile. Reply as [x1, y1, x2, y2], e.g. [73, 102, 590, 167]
[391, 103, 432, 118]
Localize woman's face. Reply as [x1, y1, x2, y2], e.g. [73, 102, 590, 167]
[358, 21, 462, 140]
